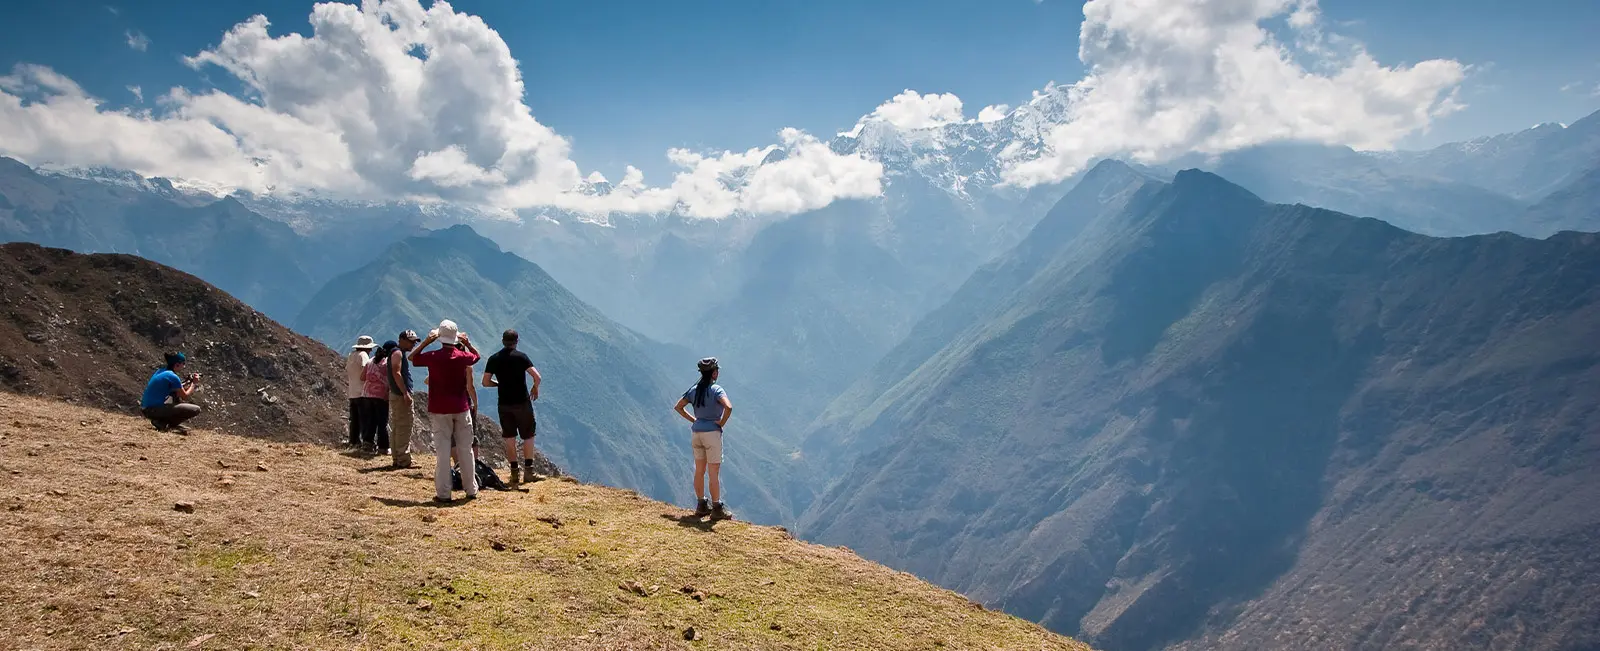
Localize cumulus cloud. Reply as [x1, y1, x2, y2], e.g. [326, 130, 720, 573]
[125, 30, 149, 52]
[493, 128, 881, 219]
[1, 0, 1466, 213]
[126, 85, 142, 102]
[0, 0, 880, 219]
[843, 90, 966, 136]
[976, 104, 1011, 123]
[998, 0, 1466, 186]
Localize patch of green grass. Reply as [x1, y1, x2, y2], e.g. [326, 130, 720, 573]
[193, 543, 271, 574]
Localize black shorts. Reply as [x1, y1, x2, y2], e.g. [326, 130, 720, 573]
[499, 403, 536, 440]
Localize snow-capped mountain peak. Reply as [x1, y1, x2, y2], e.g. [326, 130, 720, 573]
[827, 83, 1074, 198]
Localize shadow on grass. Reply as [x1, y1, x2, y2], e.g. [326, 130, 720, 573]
[661, 512, 718, 533]
[339, 448, 382, 461]
[373, 496, 471, 509]
[356, 464, 414, 474]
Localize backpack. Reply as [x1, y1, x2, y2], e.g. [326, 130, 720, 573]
[452, 458, 512, 492]
[362, 357, 390, 398]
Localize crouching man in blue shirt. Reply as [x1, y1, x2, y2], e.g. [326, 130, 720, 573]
[142, 351, 203, 433]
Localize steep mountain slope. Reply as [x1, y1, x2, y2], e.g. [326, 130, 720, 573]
[0, 158, 346, 321]
[800, 170, 1600, 651]
[1520, 163, 1600, 236]
[471, 210, 753, 344]
[0, 392, 1090, 651]
[0, 242, 347, 441]
[292, 225, 804, 525]
[802, 159, 1155, 471]
[1375, 109, 1600, 201]
[684, 166, 1073, 439]
[1198, 143, 1528, 236]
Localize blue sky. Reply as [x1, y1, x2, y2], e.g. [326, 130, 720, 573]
[1, 0, 1597, 205]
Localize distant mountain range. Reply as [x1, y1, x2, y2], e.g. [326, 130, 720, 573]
[798, 164, 1600, 651]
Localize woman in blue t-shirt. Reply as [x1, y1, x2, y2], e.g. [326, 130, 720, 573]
[140, 351, 203, 432]
[673, 357, 734, 519]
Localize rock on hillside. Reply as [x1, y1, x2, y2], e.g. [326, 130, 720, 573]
[0, 392, 1090, 651]
[0, 243, 346, 441]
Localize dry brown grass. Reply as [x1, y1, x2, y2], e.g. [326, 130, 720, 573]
[0, 393, 1090, 651]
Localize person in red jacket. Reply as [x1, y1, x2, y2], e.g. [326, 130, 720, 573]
[409, 319, 481, 502]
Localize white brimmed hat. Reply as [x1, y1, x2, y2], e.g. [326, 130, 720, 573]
[435, 320, 459, 346]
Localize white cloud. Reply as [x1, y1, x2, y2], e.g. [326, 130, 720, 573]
[126, 85, 142, 102]
[1, 0, 1468, 213]
[977, 104, 1011, 123]
[998, 0, 1466, 186]
[494, 128, 881, 219]
[843, 90, 966, 136]
[125, 30, 149, 52]
[0, 0, 879, 219]
[409, 145, 507, 188]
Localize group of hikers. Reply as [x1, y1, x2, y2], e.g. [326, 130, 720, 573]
[340, 321, 549, 501]
[139, 319, 736, 519]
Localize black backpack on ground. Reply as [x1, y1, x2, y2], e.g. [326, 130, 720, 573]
[451, 458, 512, 492]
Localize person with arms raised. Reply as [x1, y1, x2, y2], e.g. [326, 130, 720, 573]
[673, 357, 733, 519]
[482, 329, 544, 483]
[410, 320, 481, 502]
[141, 351, 203, 433]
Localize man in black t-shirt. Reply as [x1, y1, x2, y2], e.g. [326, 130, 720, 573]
[482, 329, 544, 482]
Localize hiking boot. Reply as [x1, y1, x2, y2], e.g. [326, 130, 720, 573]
[172, 424, 191, 434]
[509, 465, 521, 484]
[151, 421, 169, 432]
[432, 496, 451, 504]
[710, 502, 732, 520]
[693, 498, 711, 517]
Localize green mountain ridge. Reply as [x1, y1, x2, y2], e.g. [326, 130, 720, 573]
[799, 169, 1600, 651]
[293, 225, 806, 525]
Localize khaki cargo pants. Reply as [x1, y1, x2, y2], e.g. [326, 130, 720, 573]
[389, 392, 414, 467]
